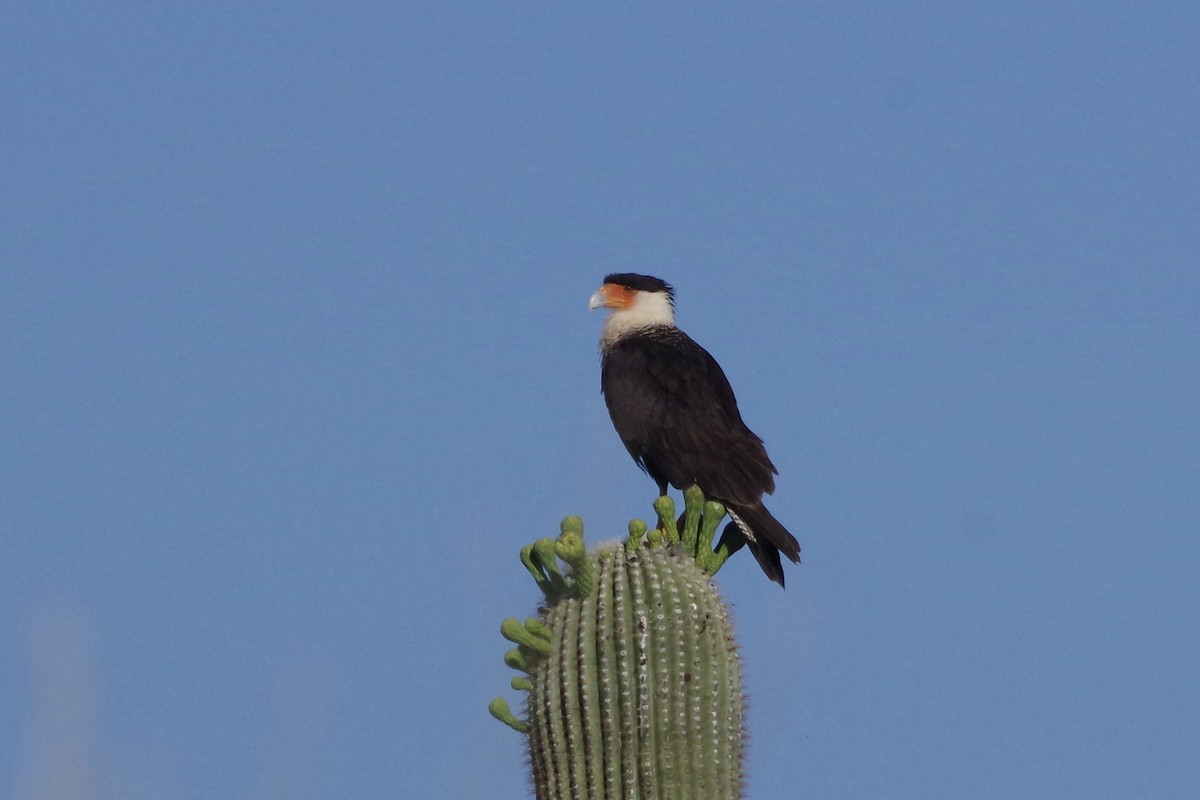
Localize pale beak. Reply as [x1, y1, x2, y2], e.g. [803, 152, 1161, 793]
[588, 287, 608, 310]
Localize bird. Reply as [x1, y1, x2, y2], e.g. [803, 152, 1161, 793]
[588, 273, 801, 586]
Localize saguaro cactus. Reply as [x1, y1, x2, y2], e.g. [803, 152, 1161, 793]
[491, 488, 745, 800]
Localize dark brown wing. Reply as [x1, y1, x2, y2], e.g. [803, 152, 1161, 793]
[600, 327, 777, 506]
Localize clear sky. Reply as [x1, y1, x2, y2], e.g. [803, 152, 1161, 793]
[3, 3, 1197, 798]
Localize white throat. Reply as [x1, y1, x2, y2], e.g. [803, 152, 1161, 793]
[599, 290, 676, 347]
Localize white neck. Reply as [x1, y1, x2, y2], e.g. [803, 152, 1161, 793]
[600, 290, 675, 347]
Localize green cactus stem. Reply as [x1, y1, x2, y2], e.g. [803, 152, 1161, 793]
[492, 493, 745, 800]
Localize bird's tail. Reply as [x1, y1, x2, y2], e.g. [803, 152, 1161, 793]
[719, 503, 801, 587]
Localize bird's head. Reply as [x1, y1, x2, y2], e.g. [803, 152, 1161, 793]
[589, 273, 676, 344]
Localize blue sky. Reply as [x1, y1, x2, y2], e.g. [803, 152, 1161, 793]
[3, 3, 1197, 798]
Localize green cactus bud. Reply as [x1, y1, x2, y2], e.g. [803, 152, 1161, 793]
[490, 697, 530, 734]
[627, 518, 648, 550]
[654, 495, 680, 543]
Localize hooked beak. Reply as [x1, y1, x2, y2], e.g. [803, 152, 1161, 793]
[588, 286, 609, 310]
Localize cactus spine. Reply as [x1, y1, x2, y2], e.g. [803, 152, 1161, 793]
[492, 488, 744, 800]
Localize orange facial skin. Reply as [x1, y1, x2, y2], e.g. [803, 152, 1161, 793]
[598, 283, 637, 309]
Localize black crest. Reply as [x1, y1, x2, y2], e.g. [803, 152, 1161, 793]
[603, 273, 675, 303]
